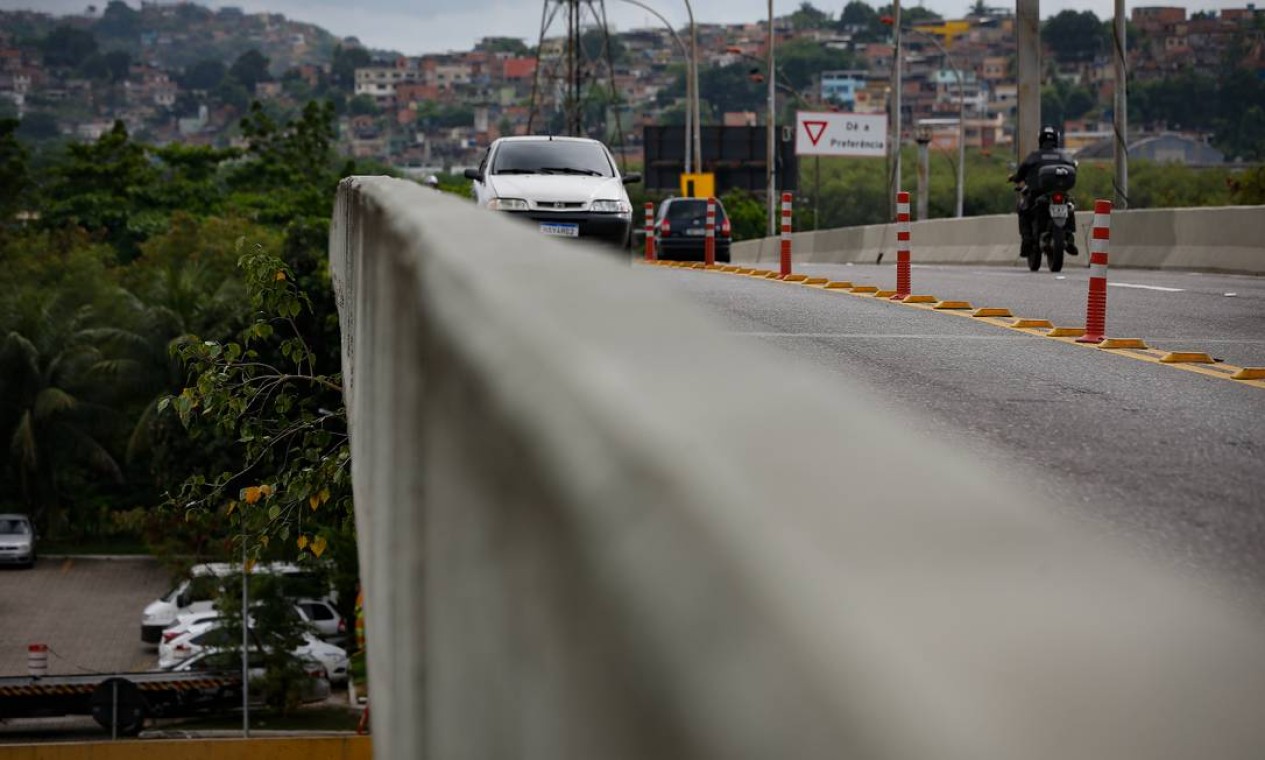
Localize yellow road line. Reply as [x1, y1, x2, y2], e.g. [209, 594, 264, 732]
[656, 262, 1265, 392]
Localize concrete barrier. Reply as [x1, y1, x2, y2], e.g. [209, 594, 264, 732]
[332, 177, 1265, 760]
[734, 205, 1265, 273]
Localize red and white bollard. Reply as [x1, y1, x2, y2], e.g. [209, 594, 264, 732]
[1077, 199, 1112, 344]
[643, 201, 656, 262]
[780, 192, 793, 277]
[28, 643, 48, 677]
[704, 196, 717, 267]
[892, 191, 911, 300]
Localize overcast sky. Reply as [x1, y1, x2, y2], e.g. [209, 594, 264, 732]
[2, 0, 1255, 57]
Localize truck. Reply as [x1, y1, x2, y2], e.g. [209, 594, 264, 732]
[0, 668, 245, 736]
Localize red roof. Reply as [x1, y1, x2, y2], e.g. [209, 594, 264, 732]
[503, 57, 537, 80]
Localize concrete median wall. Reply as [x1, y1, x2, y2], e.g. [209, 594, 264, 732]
[332, 177, 1265, 760]
[735, 206, 1265, 273]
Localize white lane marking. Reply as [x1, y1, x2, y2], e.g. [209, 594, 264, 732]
[1107, 282, 1185, 292]
[728, 332, 1030, 339]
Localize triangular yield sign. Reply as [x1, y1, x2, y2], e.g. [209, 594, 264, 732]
[803, 120, 828, 146]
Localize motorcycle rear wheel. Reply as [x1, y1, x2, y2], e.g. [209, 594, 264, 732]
[1049, 227, 1065, 273]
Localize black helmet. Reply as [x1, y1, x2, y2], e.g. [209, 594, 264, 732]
[1038, 125, 1059, 149]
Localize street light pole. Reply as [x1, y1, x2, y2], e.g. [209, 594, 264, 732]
[682, 0, 701, 176]
[905, 27, 966, 218]
[618, 0, 692, 174]
[766, 0, 776, 236]
[888, 0, 901, 219]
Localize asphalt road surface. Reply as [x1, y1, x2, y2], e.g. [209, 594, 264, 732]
[645, 262, 1265, 610]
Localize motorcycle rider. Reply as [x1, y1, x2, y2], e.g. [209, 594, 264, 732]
[1009, 125, 1078, 257]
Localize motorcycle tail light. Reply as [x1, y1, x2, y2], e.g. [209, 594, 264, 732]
[1052, 192, 1065, 203]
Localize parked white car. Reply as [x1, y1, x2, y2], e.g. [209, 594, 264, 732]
[173, 648, 331, 703]
[159, 619, 349, 685]
[141, 562, 337, 645]
[0, 514, 37, 567]
[464, 136, 640, 248]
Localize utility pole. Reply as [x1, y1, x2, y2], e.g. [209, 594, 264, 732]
[766, 0, 777, 236]
[1113, 0, 1128, 208]
[1016, 0, 1040, 161]
[887, 0, 902, 219]
[915, 123, 932, 221]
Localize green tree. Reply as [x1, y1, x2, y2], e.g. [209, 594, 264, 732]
[42, 121, 162, 259]
[478, 37, 529, 55]
[181, 59, 227, 91]
[330, 45, 372, 90]
[347, 94, 380, 117]
[165, 245, 350, 569]
[0, 289, 125, 535]
[1041, 79, 1095, 127]
[40, 25, 99, 69]
[216, 572, 315, 714]
[95, 0, 141, 40]
[790, 2, 833, 29]
[229, 49, 273, 91]
[15, 112, 60, 142]
[581, 28, 626, 64]
[1042, 10, 1105, 62]
[839, 0, 883, 40]
[77, 49, 132, 83]
[0, 119, 30, 225]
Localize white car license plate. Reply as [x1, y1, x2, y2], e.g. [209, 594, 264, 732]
[684, 227, 706, 236]
[540, 222, 579, 238]
[1049, 203, 1069, 220]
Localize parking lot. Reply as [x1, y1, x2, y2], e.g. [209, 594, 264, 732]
[0, 556, 172, 677]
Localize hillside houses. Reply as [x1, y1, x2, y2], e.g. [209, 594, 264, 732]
[6, 3, 1265, 170]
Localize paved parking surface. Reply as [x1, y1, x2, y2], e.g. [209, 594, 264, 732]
[0, 556, 172, 677]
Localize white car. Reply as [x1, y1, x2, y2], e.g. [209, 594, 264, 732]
[159, 619, 349, 685]
[464, 136, 641, 248]
[0, 514, 36, 567]
[173, 648, 331, 703]
[141, 561, 337, 645]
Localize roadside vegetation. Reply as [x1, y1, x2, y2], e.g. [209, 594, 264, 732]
[1, 94, 1262, 574]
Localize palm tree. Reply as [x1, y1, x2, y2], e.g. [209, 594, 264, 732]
[0, 292, 125, 535]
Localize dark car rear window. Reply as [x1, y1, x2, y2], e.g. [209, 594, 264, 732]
[664, 200, 727, 223]
[491, 141, 614, 177]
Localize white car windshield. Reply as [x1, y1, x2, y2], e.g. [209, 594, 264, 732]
[0, 518, 30, 535]
[492, 141, 613, 177]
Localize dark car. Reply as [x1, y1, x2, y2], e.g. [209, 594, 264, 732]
[653, 197, 732, 262]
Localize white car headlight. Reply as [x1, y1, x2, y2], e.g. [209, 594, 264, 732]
[487, 197, 529, 211]
[590, 199, 631, 214]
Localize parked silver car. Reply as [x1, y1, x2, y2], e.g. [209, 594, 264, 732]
[0, 514, 36, 567]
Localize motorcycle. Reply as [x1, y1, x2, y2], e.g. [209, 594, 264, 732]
[1016, 162, 1077, 273]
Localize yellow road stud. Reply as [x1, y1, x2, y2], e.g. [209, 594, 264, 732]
[972, 308, 1013, 318]
[783, 274, 808, 282]
[1160, 352, 1215, 364]
[873, 289, 897, 298]
[823, 281, 854, 289]
[849, 285, 879, 293]
[1099, 338, 1148, 349]
[1011, 319, 1054, 329]
[1047, 327, 1086, 338]
[804, 277, 829, 285]
[902, 294, 937, 303]
[933, 301, 973, 310]
[1230, 367, 1265, 380]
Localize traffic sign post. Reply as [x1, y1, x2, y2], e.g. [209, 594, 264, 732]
[795, 112, 888, 157]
